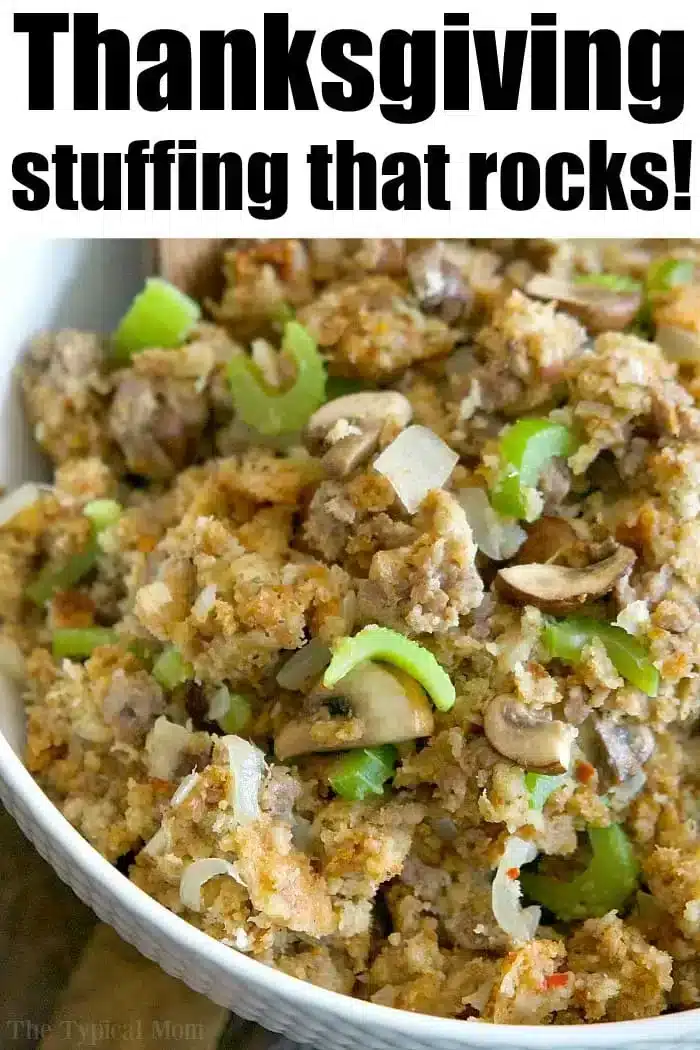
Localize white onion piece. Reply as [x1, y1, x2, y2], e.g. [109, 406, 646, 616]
[276, 639, 331, 691]
[606, 770, 647, 807]
[0, 483, 51, 528]
[179, 857, 243, 912]
[220, 735, 266, 825]
[192, 584, 217, 618]
[207, 685, 231, 723]
[656, 324, 700, 363]
[145, 717, 192, 780]
[0, 637, 26, 680]
[374, 425, 458, 514]
[142, 825, 171, 857]
[492, 836, 541, 944]
[457, 488, 527, 561]
[170, 772, 200, 807]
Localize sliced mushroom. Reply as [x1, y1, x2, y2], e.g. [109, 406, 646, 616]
[321, 425, 384, 478]
[525, 274, 642, 334]
[515, 516, 580, 566]
[407, 243, 473, 324]
[497, 545, 636, 614]
[274, 660, 434, 761]
[593, 716, 655, 783]
[484, 695, 577, 772]
[305, 392, 413, 478]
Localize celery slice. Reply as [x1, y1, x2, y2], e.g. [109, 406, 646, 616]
[52, 627, 117, 660]
[84, 499, 122, 532]
[525, 771, 569, 810]
[227, 321, 326, 436]
[490, 419, 575, 522]
[112, 278, 200, 361]
[324, 626, 455, 712]
[542, 616, 659, 697]
[328, 745, 398, 801]
[26, 543, 98, 607]
[216, 690, 252, 735]
[574, 273, 641, 293]
[152, 646, 193, 691]
[521, 824, 639, 921]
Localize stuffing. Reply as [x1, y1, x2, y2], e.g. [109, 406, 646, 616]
[357, 490, 484, 634]
[11, 238, 700, 1025]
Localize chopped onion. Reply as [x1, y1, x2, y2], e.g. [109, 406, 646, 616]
[179, 857, 243, 912]
[145, 716, 192, 780]
[276, 639, 331, 691]
[457, 488, 527, 561]
[207, 685, 231, 723]
[606, 770, 647, 807]
[492, 835, 541, 944]
[219, 735, 266, 825]
[656, 324, 700, 363]
[170, 772, 200, 807]
[192, 583, 217, 618]
[223, 928, 253, 952]
[0, 483, 51, 529]
[0, 637, 26, 680]
[142, 825, 171, 857]
[374, 425, 458, 514]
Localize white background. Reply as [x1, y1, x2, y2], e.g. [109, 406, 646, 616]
[0, 0, 698, 237]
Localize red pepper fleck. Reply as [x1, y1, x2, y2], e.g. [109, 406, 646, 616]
[575, 760, 596, 784]
[543, 972, 570, 990]
[506, 867, 520, 880]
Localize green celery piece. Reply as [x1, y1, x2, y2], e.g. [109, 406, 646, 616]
[491, 419, 575, 522]
[646, 257, 695, 297]
[324, 626, 455, 712]
[525, 771, 569, 810]
[574, 273, 642, 293]
[83, 499, 122, 532]
[25, 542, 99, 607]
[52, 627, 117, 660]
[227, 321, 326, 436]
[152, 646, 193, 691]
[112, 278, 201, 361]
[542, 616, 659, 698]
[328, 745, 399, 802]
[216, 691, 252, 734]
[521, 824, 639, 921]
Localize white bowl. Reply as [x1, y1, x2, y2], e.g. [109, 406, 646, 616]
[0, 239, 694, 1050]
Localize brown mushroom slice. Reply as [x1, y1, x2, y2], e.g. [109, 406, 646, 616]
[274, 661, 434, 761]
[321, 424, 383, 478]
[304, 392, 413, 479]
[484, 695, 577, 773]
[306, 392, 413, 446]
[593, 716, 655, 783]
[407, 243, 473, 324]
[497, 545, 636, 614]
[525, 274, 642, 334]
[515, 516, 580, 566]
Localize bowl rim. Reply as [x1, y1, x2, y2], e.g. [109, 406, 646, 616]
[1, 731, 698, 1045]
